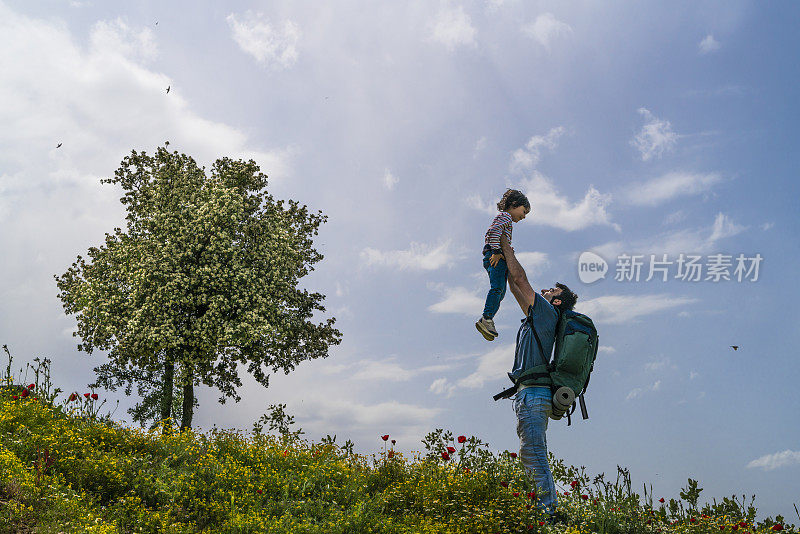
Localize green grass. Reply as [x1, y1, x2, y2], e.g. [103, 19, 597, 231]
[1, 361, 797, 533]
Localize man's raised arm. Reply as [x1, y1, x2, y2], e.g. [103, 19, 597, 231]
[500, 234, 537, 314]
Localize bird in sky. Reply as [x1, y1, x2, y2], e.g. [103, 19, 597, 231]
[56, 143, 62, 148]
[166, 86, 170, 94]
[730, 345, 739, 351]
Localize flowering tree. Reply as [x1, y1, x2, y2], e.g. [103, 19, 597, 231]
[55, 145, 341, 431]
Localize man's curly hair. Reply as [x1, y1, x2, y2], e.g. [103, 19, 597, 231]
[554, 282, 578, 312]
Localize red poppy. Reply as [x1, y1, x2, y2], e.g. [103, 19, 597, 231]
[458, 435, 466, 443]
[659, 497, 665, 503]
[570, 480, 578, 488]
[447, 446, 455, 454]
[564, 491, 570, 496]
[527, 525, 534, 530]
[68, 393, 77, 402]
[538, 521, 545, 526]
[513, 492, 519, 497]
[500, 481, 508, 488]
[719, 527, 725, 531]
[740, 522, 749, 528]
[647, 519, 652, 525]
[256, 489, 262, 494]
[441, 452, 450, 460]
[581, 494, 588, 500]
[772, 525, 784, 531]
[21, 389, 29, 398]
[391, 439, 396, 445]
[527, 492, 536, 499]
[463, 468, 470, 473]
[593, 499, 598, 505]
[510, 452, 517, 459]
[387, 451, 394, 458]
[381, 435, 389, 441]
[690, 518, 697, 523]
[28, 384, 35, 389]
[91, 393, 98, 400]
[84, 393, 90, 398]
[12, 395, 18, 400]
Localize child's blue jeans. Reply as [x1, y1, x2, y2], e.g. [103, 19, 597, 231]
[482, 249, 507, 319]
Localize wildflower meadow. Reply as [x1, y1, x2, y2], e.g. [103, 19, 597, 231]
[1, 348, 797, 534]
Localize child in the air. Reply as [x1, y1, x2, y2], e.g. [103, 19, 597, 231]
[476, 189, 530, 341]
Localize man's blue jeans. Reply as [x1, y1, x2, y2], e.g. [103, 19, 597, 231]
[482, 249, 507, 319]
[514, 386, 558, 514]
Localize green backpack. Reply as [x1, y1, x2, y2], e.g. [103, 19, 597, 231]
[494, 309, 599, 425]
[548, 310, 599, 423]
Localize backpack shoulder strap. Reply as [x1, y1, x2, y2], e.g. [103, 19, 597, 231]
[527, 303, 558, 362]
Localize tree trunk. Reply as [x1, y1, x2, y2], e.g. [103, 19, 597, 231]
[161, 356, 174, 434]
[180, 380, 194, 431]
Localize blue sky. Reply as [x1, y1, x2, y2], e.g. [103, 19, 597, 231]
[1, 0, 798, 522]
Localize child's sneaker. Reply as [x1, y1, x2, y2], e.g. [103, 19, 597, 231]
[475, 316, 498, 341]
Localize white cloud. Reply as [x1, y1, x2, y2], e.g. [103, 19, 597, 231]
[351, 358, 453, 382]
[227, 12, 300, 69]
[319, 358, 454, 381]
[353, 360, 414, 381]
[623, 172, 722, 206]
[626, 387, 643, 400]
[427, 285, 484, 315]
[631, 108, 678, 161]
[591, 212, 746, 260]
[474, 127, 616, 234]
[644, 359, 671, 372]
[521, 172, 619, 232]
[746, 450, 800, 471]
[430, 377, 457, 397]
[577, 294, 698, 325]
[689, 371, 699, 380]
[708, 212, 746, 243]
[522, 13, 573, 51]
[761, 222, 774, 231]
[456, 343, 514, 390]
[298, 397, 441, 430]
[91, 18, 157, 62]
[430, 5, 476, 51]
[0, 6, 292, 223]
[465, 194, 496, 215]
[664, 210, 687, 225]
[699, 34, 721, 54]
[516, 252, 549, 277]
[486, 0, 513, 11]
[510, 126, 565, 173]
[383, 168, 399, 190]
[598, 346, 616, 354]
[417, 343, 513, 397]
[360, 240, 459, 271]
[626, 380, 661, 400]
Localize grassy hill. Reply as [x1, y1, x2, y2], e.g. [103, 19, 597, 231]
[1, 363, 797, 533]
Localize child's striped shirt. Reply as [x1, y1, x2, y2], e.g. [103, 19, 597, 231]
[484, 212, 513, 255]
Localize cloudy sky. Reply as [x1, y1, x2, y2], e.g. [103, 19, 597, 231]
[1, 0, 798, 521]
